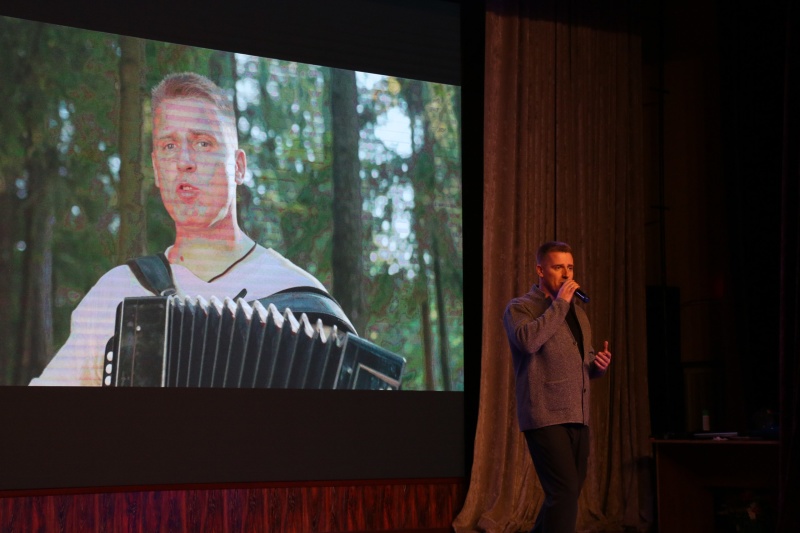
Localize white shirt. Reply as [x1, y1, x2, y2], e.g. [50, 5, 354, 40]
[30, 245, 326, 386]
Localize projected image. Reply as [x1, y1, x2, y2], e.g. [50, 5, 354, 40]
[0, 16, 462, 390]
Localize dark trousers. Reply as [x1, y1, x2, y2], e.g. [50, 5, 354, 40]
[523, 424, 590, 533]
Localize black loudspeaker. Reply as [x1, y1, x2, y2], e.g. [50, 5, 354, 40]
[646, 285, 685, 437]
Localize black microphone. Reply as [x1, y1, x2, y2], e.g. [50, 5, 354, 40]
[574, 289, 590, 303]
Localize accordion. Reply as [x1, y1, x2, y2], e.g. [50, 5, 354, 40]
[103, 294, 406, 390]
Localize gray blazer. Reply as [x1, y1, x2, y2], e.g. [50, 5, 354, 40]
[503, 284, 605, 431]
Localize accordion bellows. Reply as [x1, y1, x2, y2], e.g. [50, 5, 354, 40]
[104, 296, 406, 390]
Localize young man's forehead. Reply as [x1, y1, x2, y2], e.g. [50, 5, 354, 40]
[152, 97, 238, 146]
[154, 97, 226, 124]
[542, 251, 574, 265]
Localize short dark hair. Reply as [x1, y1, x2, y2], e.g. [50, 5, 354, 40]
[151, 72, 235, 127]
[536, 241, 572, 264]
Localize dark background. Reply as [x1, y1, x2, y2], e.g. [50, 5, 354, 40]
[641, 0, 785, 437]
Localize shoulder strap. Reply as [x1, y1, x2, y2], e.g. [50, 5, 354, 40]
[126, 253, 177, 296]
[125, 256, 355, 334]
[254, 286, 357, 335]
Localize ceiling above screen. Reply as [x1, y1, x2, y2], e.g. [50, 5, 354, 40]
[0, 0, 462, 86]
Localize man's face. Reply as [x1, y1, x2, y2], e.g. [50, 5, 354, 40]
[151, 97, 245, 230]
[536, 251, 574, 298]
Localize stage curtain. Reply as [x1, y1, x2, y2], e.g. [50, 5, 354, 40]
[454, 1, 652, 531]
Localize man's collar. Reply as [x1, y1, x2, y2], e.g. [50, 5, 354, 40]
[530, 283, 551, 299]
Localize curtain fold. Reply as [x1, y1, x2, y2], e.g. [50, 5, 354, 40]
[454, 1, 651, 531]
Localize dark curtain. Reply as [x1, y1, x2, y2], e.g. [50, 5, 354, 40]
[454, 1, 651, 531]
[778, 2, 800, 531]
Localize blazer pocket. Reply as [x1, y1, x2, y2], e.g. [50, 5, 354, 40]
[543, 379, 570, 411]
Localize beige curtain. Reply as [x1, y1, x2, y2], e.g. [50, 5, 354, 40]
[455, 2, 652, 531]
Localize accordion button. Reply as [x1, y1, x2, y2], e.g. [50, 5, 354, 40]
[104, 376, 111, 386]
[105, 363, 113, 374]
[107, 351, 114, 362]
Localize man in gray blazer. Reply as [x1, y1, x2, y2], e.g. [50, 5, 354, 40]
[503, 241, 612, 533]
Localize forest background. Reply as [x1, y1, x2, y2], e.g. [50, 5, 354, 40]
[0, 15, 463, 390]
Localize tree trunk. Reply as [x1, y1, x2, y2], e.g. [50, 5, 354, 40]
[16, 150, 56, 385]
[432, 233, 451, 390]
[0, 18, 23, 384]
[330, 69, 366, 334]
[12, 22, 54, 385]
[418, 258, 436, 391]
[405, 79, 440, 389]
[222, 51, 250, 228]
[116, 35, 147, 263]
[0, 186, 15, 384]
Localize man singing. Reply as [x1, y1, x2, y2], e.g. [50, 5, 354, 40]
[502, 241, 612, 533]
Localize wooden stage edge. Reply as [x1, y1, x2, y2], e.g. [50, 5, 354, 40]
[0, 477, 467, 532]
